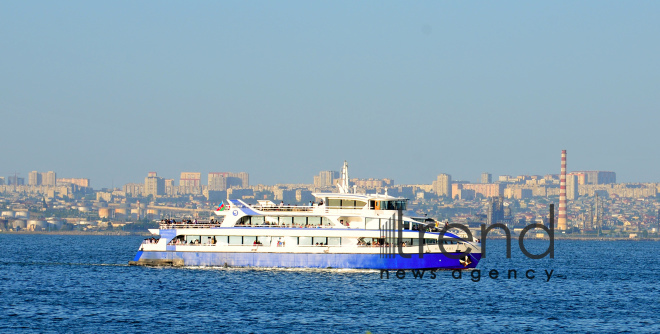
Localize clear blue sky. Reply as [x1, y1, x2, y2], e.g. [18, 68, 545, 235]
[2, 1, 659, 188]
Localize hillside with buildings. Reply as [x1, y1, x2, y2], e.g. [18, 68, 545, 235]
[1, 168, 659, 238]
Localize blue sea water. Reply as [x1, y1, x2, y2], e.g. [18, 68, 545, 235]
[0, 234, 658, 333]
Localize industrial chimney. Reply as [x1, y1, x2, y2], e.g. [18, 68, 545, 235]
[558, 150, 567, 230]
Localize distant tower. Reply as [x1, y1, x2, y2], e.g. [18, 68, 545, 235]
[558, 150, 567, 230]
[481, 173, 492, 184]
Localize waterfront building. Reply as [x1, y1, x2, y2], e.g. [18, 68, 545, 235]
[481, 173, 492, 184]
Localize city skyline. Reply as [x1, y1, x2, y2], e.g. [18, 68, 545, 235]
[2, 2, 660, 188]
[0, 164, 629, 190]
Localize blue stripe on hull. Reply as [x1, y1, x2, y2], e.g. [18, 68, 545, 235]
[135, 251, 481, 270]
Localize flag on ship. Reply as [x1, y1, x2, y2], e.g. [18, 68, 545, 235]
[217, 201, 226, 211]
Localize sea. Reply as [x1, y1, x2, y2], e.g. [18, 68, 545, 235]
[0, 234, 658, 333]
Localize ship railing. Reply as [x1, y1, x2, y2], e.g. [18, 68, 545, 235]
[252, 205, 318, 212]
[252, 205, 365, 214]
[232, 224, 335, 229]
[160, 223, 223, 229]
[167, 242, 220, 246]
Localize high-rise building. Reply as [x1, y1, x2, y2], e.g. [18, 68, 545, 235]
[6, 176, 25, 186]
[434, 174, 452, 198]
[28, 171, 42, 186]
[233, 172, 249, 188]
[567, 174, 578, 200]
[145, 172, 165, 197]
[180, 172, 201, 194]
[43, 171, 56, 186]
[164, 179, 176, 196]
[208, 173, 228, 191]
[571, 171, 616, 185]
[487, 197, 505, 224]
[481, 173, 492, 184]
[314, 171, 339, 188]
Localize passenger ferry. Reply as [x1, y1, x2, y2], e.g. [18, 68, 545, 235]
[130, 162, 481, 270]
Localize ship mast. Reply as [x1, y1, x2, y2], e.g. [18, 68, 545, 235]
[337, 160, 350, 194]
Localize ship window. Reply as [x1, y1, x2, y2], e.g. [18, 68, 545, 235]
[239, 216, 257, 225]
[298, 236, 313, 245]
[229, 236, 242, 245]
[313, 237, 327, 245]
[321, 217, 331, 226]
[201, 236, 216, 244]
[308, 217, 321, 225]
[381, 200, 407, 211]
[328, 199, 341, 207]
[279, 217, 293, 225]
[186, 235, 201, 244]
[328, 237, 341, 246]
[365, 218, 379, 229]
[244, 236, 257, 245]
[257, 236, 270, 245]
[265, 216, 279, 225]
[293, 217, 307, 225]
[251, 216, 264, 225]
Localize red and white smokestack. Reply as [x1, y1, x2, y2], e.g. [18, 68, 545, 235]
[558, 150, 567, 230]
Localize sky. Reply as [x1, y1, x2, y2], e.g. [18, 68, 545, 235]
[1, 1, 660, 188]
